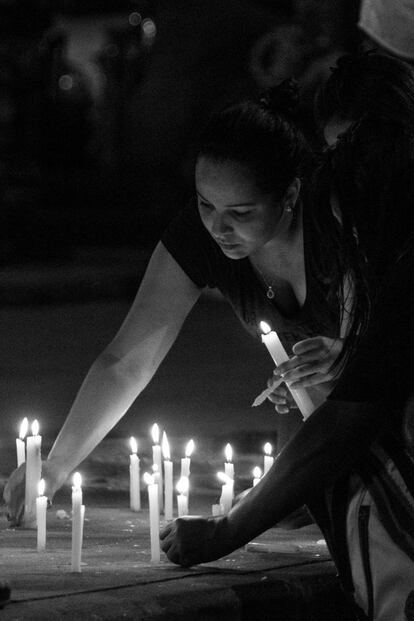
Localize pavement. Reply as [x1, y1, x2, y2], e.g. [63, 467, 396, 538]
[0, 248, 357, 619]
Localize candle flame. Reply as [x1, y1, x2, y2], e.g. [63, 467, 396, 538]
[185, 439, 194, 457]
[152, 463, 159, 473]
[73, 472, 82, 489]
[264, 442, 272, 455]
[259, 321, 271, 335]
[224, 443, 233, 462]
[217, 471, 232, 485]
[143, 472, 154, 486]
[253, 466, 262, 479]
[162, 431, 170, 460]
[31, 419, 39, 436]
[176, 476, 189, 495]
[151, 423, 160, 444]
[130, 436, 138, 454]
[19, 417, 28, 440]
[38, 478, 45, 496]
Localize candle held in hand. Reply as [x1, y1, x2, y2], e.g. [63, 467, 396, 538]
[143, 472, 160, 562]
[36, 479, 47, 551]
[259, 321, 316, 419]
[162, 431, 173, 520]
[71, 472, 85, 573]
[129, 436, 140, 511]
[24, 419, 42, 527]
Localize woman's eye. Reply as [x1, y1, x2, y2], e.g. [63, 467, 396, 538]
[199, 201, 213, 210]
[232, 210, 251, 218]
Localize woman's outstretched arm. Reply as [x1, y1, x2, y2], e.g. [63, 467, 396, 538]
[4, 242, 202, 522]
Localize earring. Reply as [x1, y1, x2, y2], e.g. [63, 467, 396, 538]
[285, 204, 293, 213]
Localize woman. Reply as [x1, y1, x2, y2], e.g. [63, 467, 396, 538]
[4, 80, 344, 522]
[160, 118, 414, 620]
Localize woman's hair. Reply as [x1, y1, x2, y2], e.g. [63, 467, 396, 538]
[314, 50, 414, 129]
[311, 118, 414, 365]
[197, 79, 313, 200]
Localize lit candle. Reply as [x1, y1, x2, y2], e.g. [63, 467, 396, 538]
[260, 321, 316, 419]
[36, 479, 47, 551]
[263, 442, 274, 475]
[151, 423, 163, 511]
[252, 466, 262, 487]
[129, 436, 140, 511]
[224, 443, 234, 479]
[180, 439, 194, 478]
[162, 431, 173, 520]
[16, 417, 28, 468]
[217, 472, 234, 514]
[71, 472, 85, 573]
[24, 419, 42, 527]
[143, 472, 160, 562]
[176, 476, 189, 517]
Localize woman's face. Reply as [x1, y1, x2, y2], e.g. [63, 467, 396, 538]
[195, 157, 285, 260]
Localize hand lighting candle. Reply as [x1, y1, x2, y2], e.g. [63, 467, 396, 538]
[162, 431, 173, 520]
[71, 472, 85, 573]
[252, 466, 262, 487]
[16, 417, 28, 468]
[36, 479, 47, 551]
[180, 439, 194, 478]
[24, 419, 42, 527]
[151, 423, 163, 511]
[176, 476, 189, 517]
[143, 472, 160, 562]
[217, 472, 234, 514]
[224, 443, 234, 479]
[129, 436, 140, 511]
[263, 442, 274, 475]
[259, 321, 316, 419]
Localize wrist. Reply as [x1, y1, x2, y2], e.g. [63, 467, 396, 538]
[42, 457, 70, 500]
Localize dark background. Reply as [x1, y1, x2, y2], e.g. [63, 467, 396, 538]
[0, 0, 362, 475]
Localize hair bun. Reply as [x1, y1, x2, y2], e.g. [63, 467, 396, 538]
[260, 78, 300, 118]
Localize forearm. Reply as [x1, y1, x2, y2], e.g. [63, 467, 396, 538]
[46, 350, 154, 490]
[224, 399, 378, 547]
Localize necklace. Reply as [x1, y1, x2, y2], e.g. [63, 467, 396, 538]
[253, 263, 277, 300]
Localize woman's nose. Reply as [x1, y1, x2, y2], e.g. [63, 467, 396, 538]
[211, 213, 231, 238]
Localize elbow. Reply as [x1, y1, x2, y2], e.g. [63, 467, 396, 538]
[94, 348, 153, 386]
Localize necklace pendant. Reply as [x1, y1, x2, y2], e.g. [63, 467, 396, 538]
[266, 287, 275, 300]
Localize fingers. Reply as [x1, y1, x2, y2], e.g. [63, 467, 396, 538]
[292, 337, 324, 355]
[160, 523, 173, 540]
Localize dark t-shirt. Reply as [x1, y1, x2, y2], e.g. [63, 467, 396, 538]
[162, 199, 339, 355]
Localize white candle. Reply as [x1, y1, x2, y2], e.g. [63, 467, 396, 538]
[180, 439, 194, 478]
[36, 478, 47, 551]
[71, 472, 85, 573]
[224, 443, 234, 479]
[260, 321, 316, 419]
[176, 476, 189, 517]
[143, 472, 160, 562]
[217, 472, 234, 514]
[24, 419, 42, 527]
[129, 436, 140, 511]
[151, 423, 163, 511]
[252, 466, 262, 487]
[16, 417, 28, 468]
[162, 432, 173, 520]
[212, 503, 223, 516]
[263, 442, 274, 475]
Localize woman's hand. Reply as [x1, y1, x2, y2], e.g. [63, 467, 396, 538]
[3, 458, 67, 526]
[267, 336, 343, 413]
[160, 516, 235, 567]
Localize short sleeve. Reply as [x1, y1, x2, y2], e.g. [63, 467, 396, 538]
[161, 200, 220, 289]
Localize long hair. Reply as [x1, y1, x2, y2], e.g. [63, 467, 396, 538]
[311, 118, 414, 366]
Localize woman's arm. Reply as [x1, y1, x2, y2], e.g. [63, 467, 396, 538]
[5, 242, 202, 518]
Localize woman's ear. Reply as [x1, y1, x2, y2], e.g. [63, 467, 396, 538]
[283, 177, 301, 210]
